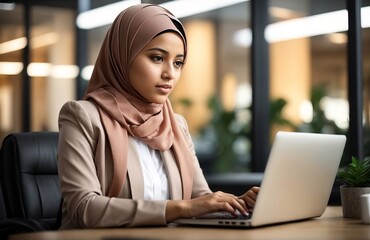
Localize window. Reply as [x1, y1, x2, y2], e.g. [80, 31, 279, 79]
[0, 3, 24, 142]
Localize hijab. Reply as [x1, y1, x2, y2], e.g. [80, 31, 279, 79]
[84, 4, 194, 199]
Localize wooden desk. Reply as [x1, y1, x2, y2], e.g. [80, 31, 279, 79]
[9, 207, 370, 240]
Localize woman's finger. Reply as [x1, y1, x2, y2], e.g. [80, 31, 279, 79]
[239, 187, 260, 206]
[213, 192, 249, 215]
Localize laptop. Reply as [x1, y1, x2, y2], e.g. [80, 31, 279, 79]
[173, 131, 346, 228]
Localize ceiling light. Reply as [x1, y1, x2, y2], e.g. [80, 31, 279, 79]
[265, 10, 348, 43]
[266, 6, 370, 43]
[76, 0, 248, 30]
[76, 0, 141, 29]
[81, 65, 94, 81]
[0, 3, 15, 11]
[27, 63, 52, 77]
[51, 65, 79, 79]
[362, 6, 370, 28]
[0, 62, 23, 75]
[0, 37, 27, 54]
[160, 0, 248, 19]
[234, 6, 370, 47]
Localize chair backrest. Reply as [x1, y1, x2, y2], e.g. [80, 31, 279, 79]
[0, 132, 61, 230]
[0, 184, 7, 220]
[0, 180, 49, 238]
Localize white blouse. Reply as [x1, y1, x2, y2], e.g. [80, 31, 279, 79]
[134, 138, 170, 200]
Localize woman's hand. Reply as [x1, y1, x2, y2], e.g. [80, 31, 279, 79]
[166, 191, 250, 222]
[238, 186, 260, 212]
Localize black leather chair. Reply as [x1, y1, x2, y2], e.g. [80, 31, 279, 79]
[0, 186, 6, 221]
[0, 132, 62, 238]
[0, 182, 48, 239]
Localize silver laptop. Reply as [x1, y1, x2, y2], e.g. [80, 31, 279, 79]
[174, 131, 346, 227]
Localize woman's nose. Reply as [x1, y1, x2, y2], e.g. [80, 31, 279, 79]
[161, 63, 175, 80]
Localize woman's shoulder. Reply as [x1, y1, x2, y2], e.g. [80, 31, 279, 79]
[60, 100, 98, 117]
[61, 100, 97, 111]
[59, 100, 102, 129]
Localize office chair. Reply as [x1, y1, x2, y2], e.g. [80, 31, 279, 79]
[0, 186, 6, 220]
[0, 132, 62, 237]
[0, 181, 48, 239]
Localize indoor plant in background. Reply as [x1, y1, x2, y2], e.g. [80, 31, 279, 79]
[337, 156, 370, 218]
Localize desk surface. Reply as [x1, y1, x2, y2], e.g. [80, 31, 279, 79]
[9, 207, 370, 240]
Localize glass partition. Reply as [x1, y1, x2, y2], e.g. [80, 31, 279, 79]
[0, 3, 24, 143]
[174, 2, 252, 173]
[30, 6, 76, 131]
[268, 0, 348, 139]
[0, 3, 76, 144]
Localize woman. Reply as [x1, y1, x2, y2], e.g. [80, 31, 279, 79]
[58, 3, 259, 228]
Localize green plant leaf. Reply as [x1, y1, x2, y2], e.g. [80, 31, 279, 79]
[337, 156, 370, 187]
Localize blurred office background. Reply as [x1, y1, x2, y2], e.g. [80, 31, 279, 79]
[0, 0, 369, 175]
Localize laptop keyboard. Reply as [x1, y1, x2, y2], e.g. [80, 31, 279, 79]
[196, 211, 252, 220]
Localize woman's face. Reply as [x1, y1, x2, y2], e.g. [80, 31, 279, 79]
[129, 32, 185, 104]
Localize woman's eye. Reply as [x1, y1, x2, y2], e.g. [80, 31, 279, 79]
[151, 56, 163, 62]
[174, 60, 184, 68]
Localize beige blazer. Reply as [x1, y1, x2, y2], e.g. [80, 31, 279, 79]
[57, 100, 211, 229]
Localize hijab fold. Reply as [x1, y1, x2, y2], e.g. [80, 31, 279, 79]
[84, 4, 193, 199]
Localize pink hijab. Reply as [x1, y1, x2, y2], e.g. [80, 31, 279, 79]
[84, 4, 194, 199]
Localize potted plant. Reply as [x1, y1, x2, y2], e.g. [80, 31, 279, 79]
[337, 156, 370, 218]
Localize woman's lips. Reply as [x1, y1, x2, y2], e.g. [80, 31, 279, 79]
[156, 84, 172, 94]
